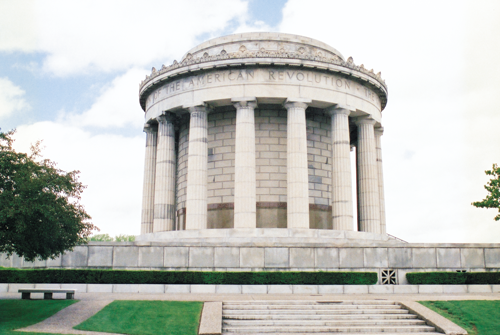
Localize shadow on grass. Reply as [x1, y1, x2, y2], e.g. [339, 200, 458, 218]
[74, 300, 204, 335]
[0, 299, 76, 335]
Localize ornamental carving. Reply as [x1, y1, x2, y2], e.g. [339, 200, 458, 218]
[140, 48, 385, 90]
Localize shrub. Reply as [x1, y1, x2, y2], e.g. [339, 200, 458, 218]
[406, 272, 500, 285]
[114, 235, 135, 242]
[88, 234, 113, 242]
[0, 269, 377, 285]
[87, 234, 136, 242]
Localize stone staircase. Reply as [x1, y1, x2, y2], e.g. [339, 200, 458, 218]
[222, 300, 444, 334]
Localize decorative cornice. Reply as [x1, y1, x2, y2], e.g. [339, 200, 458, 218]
[139, 48, 387, 93]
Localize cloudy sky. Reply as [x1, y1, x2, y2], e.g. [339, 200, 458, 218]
[1, 0, 499, 243]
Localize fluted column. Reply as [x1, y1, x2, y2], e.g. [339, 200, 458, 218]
[284, 99, 311, 229]
[375, 127, 387, 234]
[326, 106, 354, 231]
[185, 105, 209, 230]
[232, 97, 257, 228]
[141, 124, 157, 234]
[355, 117, 381, 233]
[153, 113, 177, 232]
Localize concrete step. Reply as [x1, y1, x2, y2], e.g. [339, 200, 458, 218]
[223, 309, 410, 315]
[224, 300, 398, 306]
[223, 319, 427, 327]
[223, 305, 404, 311]
[224, 314, 418, 320]
[222, 325, 437, 333]
[222, 333, 444, 335]
[221, 300, 440, 334]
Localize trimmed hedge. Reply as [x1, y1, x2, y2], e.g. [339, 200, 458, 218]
[0, 269, 377, 285]
[407, 272, 500, 285]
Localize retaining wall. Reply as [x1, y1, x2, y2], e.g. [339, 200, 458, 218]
[2, 242, 500, 285]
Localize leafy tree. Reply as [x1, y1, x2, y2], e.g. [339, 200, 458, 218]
[472, 164, 500, 221]
[0, 130, 98, 262]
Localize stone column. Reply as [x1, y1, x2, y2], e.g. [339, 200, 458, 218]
[326, 106, 354, 231]
[141, 124, 157, 235]
[232, 97, 257, 228]
[355, 117, 381, 233]
[185, 105, 209, 230]
[153, 113, 177, 232]
[284, 99, 311, 229]
[375, 127, 387, 234]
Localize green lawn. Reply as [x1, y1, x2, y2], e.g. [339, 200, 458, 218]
[419, 300, 500, 335]
[74, 300, 204, 335]
[0, 299, 76, 335]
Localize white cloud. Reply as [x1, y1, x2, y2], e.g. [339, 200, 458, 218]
[0, 77, 30, 120]
[13, 121, 144, 236]
[0, 0, 38, 52]
[61, 68, 146, 128]
[0, 0, 249, 76]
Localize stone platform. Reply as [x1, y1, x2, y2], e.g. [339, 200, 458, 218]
[135, 228, 398, 246]
[2, 228, 500, 286]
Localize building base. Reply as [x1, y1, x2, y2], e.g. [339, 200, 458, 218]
[136, 228, 398, 246]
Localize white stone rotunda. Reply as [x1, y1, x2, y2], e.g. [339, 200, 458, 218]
[137, 32, 391, 244]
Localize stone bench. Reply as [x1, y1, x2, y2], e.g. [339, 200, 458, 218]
[18, 288, 76, 300]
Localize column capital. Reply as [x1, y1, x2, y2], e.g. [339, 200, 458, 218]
[156, 112, 176, 124]
[143, 123, 158, 133]
[183, 102, 212, 114]
[375, 126, 384, 135]
[325, 104, 355, 116]
[283, 98, 311, 110]
[354, 116, 377, 126]
[231, 97, 258, 109]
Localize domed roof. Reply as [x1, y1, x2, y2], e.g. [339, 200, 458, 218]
[182, 32, 344, 62]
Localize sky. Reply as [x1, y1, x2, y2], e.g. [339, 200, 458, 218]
[1, 0, 499, 243]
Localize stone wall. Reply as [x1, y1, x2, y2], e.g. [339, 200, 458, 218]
[2, 244, 499, 285]
[306, 111, 333, 206]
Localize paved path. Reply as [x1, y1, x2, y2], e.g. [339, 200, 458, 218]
[15, 300, 122, 335]
[4, 292, 500, 334]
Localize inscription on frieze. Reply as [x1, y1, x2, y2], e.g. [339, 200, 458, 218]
[147, 68, 379, 108]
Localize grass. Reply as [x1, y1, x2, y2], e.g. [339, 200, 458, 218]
[419, 300, 500, 335]
[75, 300, 204, 335]
[0, 299, 76, 335]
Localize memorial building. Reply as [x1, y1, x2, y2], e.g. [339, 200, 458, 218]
[138, 32, 388, 239]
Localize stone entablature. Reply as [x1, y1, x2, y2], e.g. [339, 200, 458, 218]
[143, 68, 384, 122]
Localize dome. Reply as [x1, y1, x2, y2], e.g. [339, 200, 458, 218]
[182, 32, 345, 62]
